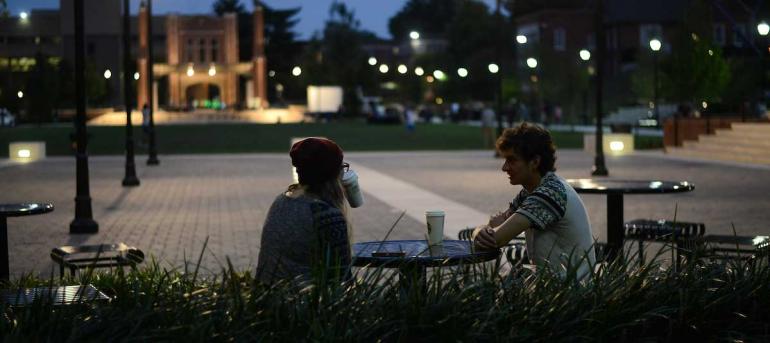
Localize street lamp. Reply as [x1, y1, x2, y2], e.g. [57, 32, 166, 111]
[579, 50, 592, 125]
[649, 38, 662, 126]
[457, 67, 468, 77]
[19, 11, 29, 21]
[516, 35, 527, 44]
[433, 69, 446, 80]
[368, 57, 377, 66]
[379, 64, 389, 73]
[414, 67, 424, 76]
[103, 69, 112, 79]
[186, 64, 194, 77]
[758, 22, 769, 36]
[17, 91, 23, 99]
[579, 49, 591, 61]
[488, 63, 499, 73]
[409, 31, 420, 40]
[292, 66, 302, 76]
[133, 72, 140, 80]
[208, 65, 216, 77]
[121, 0, 139, 187]
[526, 58, 538, 69]
[397, 64, 408, 74]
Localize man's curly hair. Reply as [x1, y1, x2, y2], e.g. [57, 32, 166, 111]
[495, 122, 557, 175]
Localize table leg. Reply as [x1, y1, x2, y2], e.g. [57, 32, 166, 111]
[398, 264, 426, 297]
[606, 194, 624, 260]
[0, 216, 8, 281]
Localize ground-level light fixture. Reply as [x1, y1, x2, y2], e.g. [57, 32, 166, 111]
[649, 38, 662, 52]
[414, 66, 425, 76]
[516, 35, 527, 44]
[103, 69, 112, 79]
[457, 67, 468, 77]
[9, 141, 46, 163]
[17, 91, 23, 99]
[379, 64, 389, 73]
[526, 58, 538, 69]
[133, 72, 140, 80]
[488, 63, 499, 73]
[292, 66, 302, 76]
[758, 22, 770, 36]
[397, 64, 408, 74]
[409, 31, 420, 40]
[579, 49, 591, 61]
[208, 65, 216, 76]
[368, 57, 377, 66]
[186, 64, 195, 77]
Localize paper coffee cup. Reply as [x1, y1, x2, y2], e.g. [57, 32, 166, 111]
[425, 210, 445, 246]
[342, 170, 364, 208]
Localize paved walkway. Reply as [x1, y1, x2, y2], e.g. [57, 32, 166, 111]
[1, 150, 769, 278]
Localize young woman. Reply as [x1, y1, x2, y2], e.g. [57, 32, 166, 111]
[473, 123, 596, 279]
[256, 137, 352, 283]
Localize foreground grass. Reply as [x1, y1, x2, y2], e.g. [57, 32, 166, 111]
[1, 255, 768, 341]
[0, 123, 661, 157]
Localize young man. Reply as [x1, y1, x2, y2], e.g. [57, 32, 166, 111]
[473, 123, 596, 279]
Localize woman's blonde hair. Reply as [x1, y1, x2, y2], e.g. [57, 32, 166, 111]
[288, 176, 352, 238]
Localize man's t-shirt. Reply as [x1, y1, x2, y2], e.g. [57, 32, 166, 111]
[510, 172, 596, 279]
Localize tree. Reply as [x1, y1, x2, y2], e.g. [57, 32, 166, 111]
[388, 0, 458, 41]
[212, 0, 245, 16]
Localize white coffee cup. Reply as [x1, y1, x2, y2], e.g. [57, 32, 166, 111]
[342, 169, 364, 208]
[425, 210, 445, 246]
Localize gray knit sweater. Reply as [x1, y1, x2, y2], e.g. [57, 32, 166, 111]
[256, 193, 351, 284]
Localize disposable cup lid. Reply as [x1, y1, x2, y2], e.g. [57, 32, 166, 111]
[425, 210, 445, 216]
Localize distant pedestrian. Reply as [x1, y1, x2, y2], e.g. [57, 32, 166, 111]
[405, 107, 416, 133]
[481, 106, 496, 149]
[141, 104, 150, 143]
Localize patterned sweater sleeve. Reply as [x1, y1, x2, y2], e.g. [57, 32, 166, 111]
[514, 174, 567, 230]
[310, 201, 351, 277]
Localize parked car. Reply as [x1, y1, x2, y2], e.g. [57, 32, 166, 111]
[0, 108, 15, 127]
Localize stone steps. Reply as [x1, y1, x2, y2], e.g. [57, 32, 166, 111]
[667, 123, 770, 165]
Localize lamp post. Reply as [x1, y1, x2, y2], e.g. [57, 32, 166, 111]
[758, 21, 768, 117]
[592, 0, 608, 176]
[122, 0, 139, 187]
[579, 49, 592, 125]
[70, 0, 99, 234]
[146, 0, 159, 166]
[649, 38, 662, 126]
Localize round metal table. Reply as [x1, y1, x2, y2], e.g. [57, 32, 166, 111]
[566, 179, 694, 259]
[0, 203, 54, 280]
[352, 239, 499, 293]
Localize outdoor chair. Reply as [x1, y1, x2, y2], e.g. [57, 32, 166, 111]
[624, 219, 706, 266]
[702, 234, 770, 264]
[0, 284, 110, 307]
[51, 243, 145, 278]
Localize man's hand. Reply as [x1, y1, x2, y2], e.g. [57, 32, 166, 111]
[472, 225, 498, 250]
[488, 208, 513, 228]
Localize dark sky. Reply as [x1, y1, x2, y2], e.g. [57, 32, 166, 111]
[8, 0, 498, 40]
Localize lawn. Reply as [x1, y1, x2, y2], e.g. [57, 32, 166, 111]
[0, 123, 661, 157]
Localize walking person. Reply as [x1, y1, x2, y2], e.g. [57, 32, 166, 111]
[481, 106, 496, 149]
[141, 103, 151, 144]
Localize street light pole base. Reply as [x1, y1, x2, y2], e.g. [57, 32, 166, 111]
[121, 176, 140, 186]
[147, 156, 160, 166]
[591, 164, 609, 176]
[69, 218, 98, 234]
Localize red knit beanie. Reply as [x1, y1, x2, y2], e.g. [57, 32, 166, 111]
[290, 137, 344, 185]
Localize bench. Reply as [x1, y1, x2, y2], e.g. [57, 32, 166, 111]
[51, 243, 145, 278]
[624, 219, 706, 265]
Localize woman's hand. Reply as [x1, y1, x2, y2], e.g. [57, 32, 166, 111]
[472, 225, 498, 250]
[488, 208, 513, 228]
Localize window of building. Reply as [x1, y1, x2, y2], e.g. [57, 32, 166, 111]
[639, 24, 663, 47]
[199, 38, 206, 62]
[186, 38, 194, 63]
[211, 39, 219, 63]
[732, 24, 746, 47]
[553, 27, 566, 51]
[713, 23, 726, 46]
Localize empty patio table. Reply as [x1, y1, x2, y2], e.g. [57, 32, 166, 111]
[566, 179, 694, 259]
[352, 239, 499, 294]
[0, 203, 54, 280]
